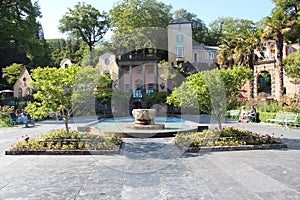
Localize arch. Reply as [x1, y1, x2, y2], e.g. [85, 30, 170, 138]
[257, 71, 271, 94]
[18, 88, 22, 98]
[25, 88, 31, 96]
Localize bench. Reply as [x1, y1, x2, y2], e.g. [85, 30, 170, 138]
[228, 110, 240, 120]
[266, 112, 299, 128]
[285, 112, 299, 127]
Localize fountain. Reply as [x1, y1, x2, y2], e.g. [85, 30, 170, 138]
[125, 109, 165, 130]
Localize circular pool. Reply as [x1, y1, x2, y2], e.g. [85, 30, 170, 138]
[84, 116, 200, 138]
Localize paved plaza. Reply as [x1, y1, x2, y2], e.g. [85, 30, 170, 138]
[0, 116, 300, 199]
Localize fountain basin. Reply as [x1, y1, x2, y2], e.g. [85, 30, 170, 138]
[79, 117, 202, 138]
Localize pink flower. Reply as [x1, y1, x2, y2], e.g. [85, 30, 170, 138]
[22, 135, 24, 138]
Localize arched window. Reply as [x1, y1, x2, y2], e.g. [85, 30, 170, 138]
[25, 88, 31, 96]
[18, 88, 22, 98]
[194, 52, 198, 62]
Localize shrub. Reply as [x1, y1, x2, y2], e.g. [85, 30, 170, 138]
[175, 126, 282, 147]
[10, 129, 122, 151]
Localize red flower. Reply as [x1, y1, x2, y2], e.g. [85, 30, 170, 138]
[265, 134, 270, 137]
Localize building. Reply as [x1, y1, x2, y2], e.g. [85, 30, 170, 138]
[13, 67, 32, 98]
[111, 18, 219, 110]
[253, 41, 300, 100]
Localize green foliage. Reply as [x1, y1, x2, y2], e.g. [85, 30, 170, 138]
[2, 63, 24, 84]
[0, 105, 13, 127]
[46, 39, 89, 67]
[175, 126, 282, 148]
[256, 101, 282, 113]
[26, 65, 112, 130]
[59, 2, 109, 52]
[9, 129, 122, 151]
[167, 66, 252, 115]
[109, 0, 172, 52]
[215, 17, 261, 68]
[258, 112, 277, 123]
[144, 92, 168, 107]
[284, 49, 300, 84]
[0, 0, 49, 69]
[25, 66, 80, 132]
[109, 0, 172, 33]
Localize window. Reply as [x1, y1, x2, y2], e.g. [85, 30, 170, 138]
[288, 47, 293, 55]
[177, 47, 184, 58]
[194, 52, 198, 62]
[125, 84, 130, 91]
[205, 52, 214, 60]
[176, 34, 183, 42]
[18, 88, 22, 98]
[148, 66, 154, 73]
[148, 83, 154, 90]
[25, 88, 31, 96]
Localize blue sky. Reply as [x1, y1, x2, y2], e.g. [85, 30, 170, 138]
[37, 0, 275, 39]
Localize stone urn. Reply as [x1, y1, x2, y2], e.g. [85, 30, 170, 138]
[132, 109, 156, 125]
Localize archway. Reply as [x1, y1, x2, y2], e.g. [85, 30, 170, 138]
[257, 71, 272, 95]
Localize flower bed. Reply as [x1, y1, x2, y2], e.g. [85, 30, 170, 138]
[175, 126, 287, 152]
[6, 129, 122, 155]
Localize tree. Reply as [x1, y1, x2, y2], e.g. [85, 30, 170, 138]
[109, 0, 172, 53]
[261, 7, 293, 97]
[167, 66, 252, 126]
[59, 2, 109, 53]
[284, 49, 300, 84]
[26, 65, 112, 132]
[273, 0, 300, 43]
[173, 9, 209, 44]
[2, 63, 24, 85]
[26, 66, 79, 132]
[0, 0, 47, 88]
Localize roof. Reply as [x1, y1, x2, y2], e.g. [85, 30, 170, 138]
[169, 18, 191, 24]
[193, 44, 219, 51]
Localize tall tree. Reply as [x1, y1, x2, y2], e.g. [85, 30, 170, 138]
[59, 2, 109, 53]
[273, 0, 300, 43]
[261, 7, 293, 97]
[109, 0, 172, 54]
[0, 0, 46, 88]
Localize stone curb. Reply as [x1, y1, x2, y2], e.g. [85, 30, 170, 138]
[177, 143, 288, 153]
[5, 143, 123, 155]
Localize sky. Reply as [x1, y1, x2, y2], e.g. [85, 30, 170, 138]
[36, 0, 275, 39]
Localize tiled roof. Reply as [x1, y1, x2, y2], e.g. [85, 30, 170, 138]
[169, 18, 191, 24]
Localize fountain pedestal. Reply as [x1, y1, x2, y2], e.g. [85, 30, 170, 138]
[125, 109, 165, 130]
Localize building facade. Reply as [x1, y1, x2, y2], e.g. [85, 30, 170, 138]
[13, 67, 32, 98]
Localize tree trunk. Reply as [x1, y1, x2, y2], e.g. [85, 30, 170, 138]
[276, 32, 284, 98]
[65, 117, 69, 133]
[248, 50, 255, 98]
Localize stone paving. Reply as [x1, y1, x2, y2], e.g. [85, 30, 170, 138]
[0, 116, 300, 199]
